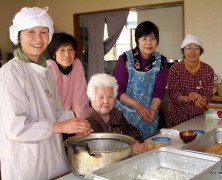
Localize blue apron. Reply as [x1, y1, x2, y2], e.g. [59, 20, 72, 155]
[115, 50, 161, 138]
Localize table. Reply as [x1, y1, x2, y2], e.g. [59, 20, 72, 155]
[56, 114, 222, 179]
[147, 114, 207, 149]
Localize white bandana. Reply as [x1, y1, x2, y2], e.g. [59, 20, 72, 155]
[181, 34, 203, 49]
[9, 7, 54, 45]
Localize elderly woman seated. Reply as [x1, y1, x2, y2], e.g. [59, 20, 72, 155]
[85, 73, 147, 154]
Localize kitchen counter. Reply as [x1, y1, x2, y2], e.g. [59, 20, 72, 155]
[55, 114, 222, 179]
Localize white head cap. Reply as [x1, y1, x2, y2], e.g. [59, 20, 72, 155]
[181, 34, 203, 49]
[9, 7, 54, 45]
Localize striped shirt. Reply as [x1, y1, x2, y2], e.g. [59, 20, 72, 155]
[0, 58, 73, 179]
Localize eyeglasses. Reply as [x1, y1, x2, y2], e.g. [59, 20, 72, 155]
[184, 46, 201, 52]
[139, 36, 158, 43]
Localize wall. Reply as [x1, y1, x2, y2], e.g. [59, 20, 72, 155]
[0, 0, 180, 60]
[137, 5, 183, 60]
[1, 0, 222, 79]
[36, 0, 180, 34]
[0, 0, 36, 60]
[37, 0, 222, 79]
[184, 0, 222, 81]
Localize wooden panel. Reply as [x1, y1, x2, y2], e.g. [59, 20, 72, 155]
[212, 95, 222, 102]
[207, 95, 222, 109]
[207, 105, 222, 109]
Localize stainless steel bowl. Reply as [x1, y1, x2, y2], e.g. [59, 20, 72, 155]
[65, 133, 135, 179]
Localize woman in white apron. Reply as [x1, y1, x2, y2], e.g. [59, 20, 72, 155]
[0, 7, 92, 180]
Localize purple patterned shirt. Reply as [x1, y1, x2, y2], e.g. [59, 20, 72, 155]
[113, 50, 168, 101]
[167, 60, 214, 125]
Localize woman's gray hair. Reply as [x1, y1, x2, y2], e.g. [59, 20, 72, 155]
[87, 73, 119, 101]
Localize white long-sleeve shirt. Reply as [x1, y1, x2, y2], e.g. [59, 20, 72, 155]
[0, 58, 73, 180]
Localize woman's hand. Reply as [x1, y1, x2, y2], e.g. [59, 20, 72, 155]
[132, 141, 147, 155]
[53, 117, 93, 136]
[195, 96, 207, 108]
[188, 92, 201, 102]
[147, 109, 156, 121]
[135, 103, 155, 122]
[187, 92, 207, 108]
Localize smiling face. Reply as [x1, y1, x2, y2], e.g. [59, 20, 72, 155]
[20, 26, 49, 62]
[138, 33, 158, 59]
[91, 87, 115, 117]
[55, 44, 75, 69]
[183, 43, 201, 62]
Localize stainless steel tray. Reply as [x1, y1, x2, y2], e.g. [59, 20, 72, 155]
[93, 147, 221, 180]
[182, 128, 222, 155]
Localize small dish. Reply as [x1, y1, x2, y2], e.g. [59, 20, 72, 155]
[151, 137, 171, 145]
[179, 131, 197, 143]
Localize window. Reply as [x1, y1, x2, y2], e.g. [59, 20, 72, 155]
[104, 10, 137, 62]
[104, 26, 133, 61]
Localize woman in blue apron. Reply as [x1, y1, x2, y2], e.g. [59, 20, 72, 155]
[114, 21, 167, 139]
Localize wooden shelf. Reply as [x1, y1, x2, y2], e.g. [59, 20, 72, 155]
[211, 95, 222, 102]
[207, 105, 222, 109]
[207, 95, 222, 109]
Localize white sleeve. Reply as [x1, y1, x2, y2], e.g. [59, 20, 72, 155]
[0, 62, 74, 142]
[0, 69, 54, 142]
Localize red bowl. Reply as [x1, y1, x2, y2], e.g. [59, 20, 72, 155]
[179, 131, 197, 143]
